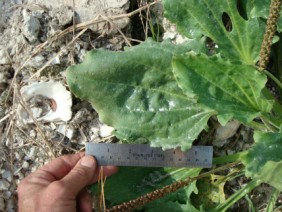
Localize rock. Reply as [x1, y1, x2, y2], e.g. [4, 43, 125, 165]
[99, 124, 114, 138]
[57, 124, 75, 140]
[50, 5, 73, 28]
[2, 170, 12, 182]
[3, 190, 11, 200]
[23, 15, 41, 43]
[22, 161, 29, 169]
[215, 120, 241, 141]
[27, 54, 46, 68]
[0, 49, 12, 65]
[26, 0, 129, 34]
[0, 197, 4, 211]
[27, 146, 38, 160]
[0, 179, 10, 190]
[6, 198, 14, 211]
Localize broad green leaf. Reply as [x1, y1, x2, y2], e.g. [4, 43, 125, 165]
[91, 167, 201, 211]
[241, 131, 282, 191]
[163, 0, 265, 64]
[172, 53, 273, 125]
[246, 0, 282, 32]
[66, 39, 215, 150]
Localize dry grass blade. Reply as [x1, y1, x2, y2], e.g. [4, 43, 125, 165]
[98, 167, 107, 212]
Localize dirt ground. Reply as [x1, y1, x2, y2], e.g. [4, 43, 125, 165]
[0, 0, 281, 211]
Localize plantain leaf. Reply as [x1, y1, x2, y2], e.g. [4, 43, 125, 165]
[66, 39, 215, 150]
[241, 131, 282, 191]
[172, 53, 273, 125]
[91, 167, 201, 211]
[246, 0, 282, 32]
[163, 0, 265, 64]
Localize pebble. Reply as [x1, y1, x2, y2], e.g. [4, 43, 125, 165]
[99, 124, 114, 137]
[22, 161, 29, 169]
[27, 54, 46, 68]
[6, 199, 15, 211]
[215, 120, 241, 141]
[23, 15, 41, 43]
[51, 5, 73, 27]
[0, 179, 10, 190]
[3, 191, 12, 200]
[27, 146, 38, 160]
[0, 197, 5, 211]
[0, 49, 12, 65]
[57, 124, 75, 140]
[2, 170, 12, 182]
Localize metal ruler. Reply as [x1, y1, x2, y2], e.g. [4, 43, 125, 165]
[85, 143, 213, 168]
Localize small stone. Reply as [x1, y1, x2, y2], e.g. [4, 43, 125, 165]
[0, 179, 10, 190]
[215, 120, 241, 141]
[22, 161, 29, 169]
[6, 198, 15, 210]
[3, 190, 11, 200]
[0, 197, 4, 211]
[29, 129, 36, 138]
[51, 6, 73, 27]
[27, 146, 38, 160]
[163, 32, 176, 40]
[175, 35, 188, 44]
[27, 54, 46, 68]
[23, 16, 41, 43]
[2, 170, 12, 182]
[57, 124, 75, 140]
[0, 49, 12, 65]
[99, 124, 114, 137]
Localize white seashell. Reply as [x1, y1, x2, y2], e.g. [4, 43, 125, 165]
[18, 81, 72, 124]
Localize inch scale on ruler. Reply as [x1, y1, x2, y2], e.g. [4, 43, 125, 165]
[86, 143, 213, 168]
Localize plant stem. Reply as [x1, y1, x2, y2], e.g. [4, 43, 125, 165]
[266, 187, 281, 212]
[209, 179, 261, 212]
[258, 0, 282, 71]
[213, 152, 246, 165]
[264, 69, 282, 90]
[106, 162, 241, 212]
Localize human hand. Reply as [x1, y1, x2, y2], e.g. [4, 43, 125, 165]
[17, 152, 118, 212]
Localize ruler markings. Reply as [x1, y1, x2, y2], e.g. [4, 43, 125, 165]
[86, 143, 213, 168]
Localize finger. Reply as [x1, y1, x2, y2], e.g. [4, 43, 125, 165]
[77, 189, 93, 212]
[60, 155, 97, 196]
[38, 152, 85, 181]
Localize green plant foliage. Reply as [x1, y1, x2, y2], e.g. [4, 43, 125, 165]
[241, 131, 282, 191]
[246, 0, 282, 32]
[172, 53, 273, 125]
[91, 167, 201, 211]
[163, 0, 265, 64]
[191, 174, 226, 209]
[67, 39, 215, 150]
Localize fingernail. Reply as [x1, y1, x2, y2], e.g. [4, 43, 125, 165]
[81, 156, 95, 168]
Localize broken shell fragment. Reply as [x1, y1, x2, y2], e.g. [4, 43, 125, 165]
[18, 81, 72, 124]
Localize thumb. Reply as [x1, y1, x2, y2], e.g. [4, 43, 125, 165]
[60, 155, 97, 197]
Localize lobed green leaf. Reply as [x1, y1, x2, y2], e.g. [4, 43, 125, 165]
[163, 0, 265, 64]
[241, 131, 282, 191]
[66, 39, 214, 150]
[172, 53, 273, 125]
